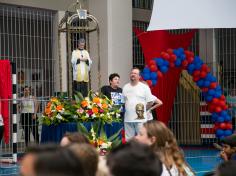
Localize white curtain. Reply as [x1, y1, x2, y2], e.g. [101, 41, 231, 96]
[148, 0, 236, 31]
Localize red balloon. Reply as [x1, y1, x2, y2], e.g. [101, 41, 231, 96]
[226, 123, 233, 130]
[182, 60, 188, 67]
[210, 82, 217, 89]
[201, 64, 209, 72]
[167, 48, 173, 54]
[148, 60, 156, 66]
[161, 52, 170, 60]
[150, 65, 158, 72]
[200, 71, 207, 78]
[222, 104, 228, 110]
[218, 100, 226, 107]
[220, 123, 227, 130]
[209, 104, 215, 112]
[212, 98, 219, 105]
[202, 87, 209, 92]
[213, 124, 220, 132]
[193, 70, 201, 77]
[193, 76, 200, 82]
[170, 54, 177, 62]
[215, 106, 222, 113]
[157, 71, 163, 78]
[187, 57, 194, 63]
[146, 80, 152, 87]
[169, 62, 175, 68]
[220, 95, 226, 101]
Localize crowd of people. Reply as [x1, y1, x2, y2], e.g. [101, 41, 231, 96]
[19, 121, 236, 176]
[9, 39, 236, 176]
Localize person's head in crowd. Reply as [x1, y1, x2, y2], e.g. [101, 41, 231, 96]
[130, 67, 141, 84]
[34, 147, 85, 176]
[60, 132, 90, 147]
[23, 86, 31, 97]
[68, 143, 98, 176]
[214, 160, 236, 176]
[135, 120, 187, 175]
[220, 134, 236, 161]
[107, 140, 162, 176]
[109, 73, 120, 89]
[78, 38, 86, 50]
[20, 144, 60, 176]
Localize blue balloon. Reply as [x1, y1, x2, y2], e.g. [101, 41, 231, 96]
[206, 95, 213, 102]
[197, 79, 204, 87]
[173, 50, 181, 57]
[155, 58, 164, 66]
[216, 129, 224, 137]
[152, 80, 157, 86]
[180, 54, 186, 61]
[163, 60, 169, 67]
[216, 85, 221, 91]
[187, 64, 195, 71]
[195, 63, 203, 70]
[174, 58, 182, 67]
[212, 112, 219, 119]
[178, 48, 184, 54]
[212, 115, 217, 122]
[193, 56, 203, 65]
[220, 110, 228, 117]
[204, 81, 211, 87]
[211, 77, 217, 82]
[160, 66, 168, 73]
[208, 89, 215, 96]
[224, 115, 232, 122]
[143, 67, 150, 73]
[205, 73, 213, 81]
[150, 72, 157, 80]
[224, 130, 233, 136]
[217, 117, 225, 123]
[214, 91, 222, 98]
[143, 73, 150, 80]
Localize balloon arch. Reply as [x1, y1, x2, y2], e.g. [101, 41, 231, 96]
[141, 48, 233, 138]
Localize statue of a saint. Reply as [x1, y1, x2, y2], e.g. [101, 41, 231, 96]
[71, 38, 92, 97]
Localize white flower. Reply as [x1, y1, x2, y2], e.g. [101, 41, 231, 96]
[92, 114, 96, 118]
[59, 108, 65, 113]
[100, 143, 108, 149]
[86, 113, 89, 118]
[73, 115, 78, 119]
[51, 109, 56, 112]
[85, 97, 89, 101]
[56, 114, 63, 120]
[116, 113, 121, 117]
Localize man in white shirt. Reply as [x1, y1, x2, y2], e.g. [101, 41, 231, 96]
[123, 68, 153, 140]
[71, 38, 92, 97]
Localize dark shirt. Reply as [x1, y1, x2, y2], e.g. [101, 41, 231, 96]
[101, 86, 123, 104]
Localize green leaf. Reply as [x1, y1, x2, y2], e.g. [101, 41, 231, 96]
[100, 124, 107, 141]
[108, 128, 122, 142]
[111, 137, 122, 148]
[77, 122, 89, 136]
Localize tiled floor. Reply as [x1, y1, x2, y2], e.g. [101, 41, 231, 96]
[184, 148, 222, 176]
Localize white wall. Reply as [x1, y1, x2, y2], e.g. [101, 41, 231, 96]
[89, 0, 132, 90]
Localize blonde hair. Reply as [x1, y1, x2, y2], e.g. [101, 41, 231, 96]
[143, 120, 187, 176]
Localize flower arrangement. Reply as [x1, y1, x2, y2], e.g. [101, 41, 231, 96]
[40, 97, 75, 125]
[40, 92, 121, 125]
[73, 92, 121, 124]
[78, 121, 121, 155]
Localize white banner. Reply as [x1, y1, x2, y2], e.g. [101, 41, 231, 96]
[148, 0, 236, 31]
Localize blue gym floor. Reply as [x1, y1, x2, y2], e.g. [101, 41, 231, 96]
[184, 148, 221, 176]
[0, 148, 221, 176]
